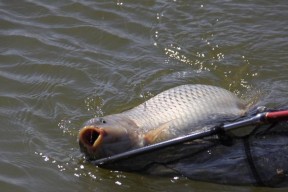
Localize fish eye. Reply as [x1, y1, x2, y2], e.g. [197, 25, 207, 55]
[100, 118, 106, 124]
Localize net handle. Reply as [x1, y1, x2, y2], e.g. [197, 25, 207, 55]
[266, 110, 288, 122]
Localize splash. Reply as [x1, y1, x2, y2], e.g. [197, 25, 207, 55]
[34, 151, 99, 180]
[84, 96, 104, 117]
[58, 119, 76, 136]
[116, 0, 123, 6]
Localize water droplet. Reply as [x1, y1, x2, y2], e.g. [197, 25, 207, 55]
[74, 173, 80, 177]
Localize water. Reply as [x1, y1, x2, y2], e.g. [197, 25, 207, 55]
[0, 0, 288, 191]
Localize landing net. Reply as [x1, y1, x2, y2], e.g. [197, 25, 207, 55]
[93, 108, 288, 187]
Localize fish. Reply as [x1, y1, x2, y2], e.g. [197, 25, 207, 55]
[78, 84, 247, 160]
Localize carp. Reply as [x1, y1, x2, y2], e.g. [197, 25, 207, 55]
[79, 84, 247, 160]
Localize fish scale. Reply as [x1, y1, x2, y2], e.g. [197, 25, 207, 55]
[120, 84, 246, 138]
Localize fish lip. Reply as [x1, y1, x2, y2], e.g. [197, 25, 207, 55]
[79, 126, 105, 152]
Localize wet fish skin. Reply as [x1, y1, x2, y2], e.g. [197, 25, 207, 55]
[79, 115, 140, 160]
[79, 84, 247, 160]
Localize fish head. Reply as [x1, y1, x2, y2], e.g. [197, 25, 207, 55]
[78, 115, 138, 160]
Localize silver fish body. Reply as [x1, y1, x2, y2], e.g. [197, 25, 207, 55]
[79, 84, 246, 160]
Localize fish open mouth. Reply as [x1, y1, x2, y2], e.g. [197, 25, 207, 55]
[79, 126, 105, 151]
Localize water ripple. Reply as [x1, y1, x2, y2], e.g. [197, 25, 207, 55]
[0, 0, 288, 191]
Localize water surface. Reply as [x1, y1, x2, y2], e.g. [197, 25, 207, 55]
[0, 0, 288, 191]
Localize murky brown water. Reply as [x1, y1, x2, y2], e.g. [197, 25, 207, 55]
[1, 0, 288, 191]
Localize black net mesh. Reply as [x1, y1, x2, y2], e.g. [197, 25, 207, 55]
[94, 112, 288, 187]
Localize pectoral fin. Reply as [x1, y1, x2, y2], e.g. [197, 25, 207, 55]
[144, 122, 171, 145]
